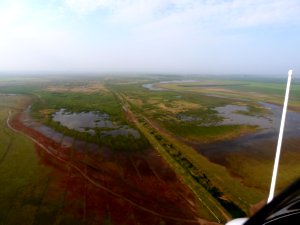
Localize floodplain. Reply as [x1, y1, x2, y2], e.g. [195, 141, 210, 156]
[0, 74, 299, 225]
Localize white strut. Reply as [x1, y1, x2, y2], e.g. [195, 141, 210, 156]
[267, 69, 293, 203]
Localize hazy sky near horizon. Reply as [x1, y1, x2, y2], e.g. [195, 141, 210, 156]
[0, 0, 299, 75]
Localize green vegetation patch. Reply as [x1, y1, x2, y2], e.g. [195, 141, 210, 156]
[0, 95, 52, 224]
[31, 91, 123, 121]
[164, 122, 257, 143]
[31, 90, 150, 152]
[226, 145, 300, 192]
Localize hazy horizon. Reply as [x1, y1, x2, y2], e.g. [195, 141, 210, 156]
[0, 0, 299, 75]
[1, 71, 297, 79]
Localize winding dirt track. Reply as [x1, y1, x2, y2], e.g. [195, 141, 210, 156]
[7, 111, 211, 224]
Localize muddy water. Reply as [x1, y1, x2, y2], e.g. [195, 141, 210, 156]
[197, 102, 300, 165]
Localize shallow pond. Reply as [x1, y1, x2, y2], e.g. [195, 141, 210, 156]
[197, 102, 300, 164]
[215, 104, 272, 129]
[52, 109, 140, 138]
[52, 109, 114, 132]
[215, 102, 300, 135]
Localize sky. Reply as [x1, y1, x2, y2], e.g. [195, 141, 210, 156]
[0, 0, 299, 75]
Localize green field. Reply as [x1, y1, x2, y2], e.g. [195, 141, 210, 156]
[0, 95, 54, 224]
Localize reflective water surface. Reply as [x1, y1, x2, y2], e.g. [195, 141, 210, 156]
[52, 109, 113, 132]
[52, 109, 140, 138]
[197, 102, 300, 164]
[215, 102, 300, 135]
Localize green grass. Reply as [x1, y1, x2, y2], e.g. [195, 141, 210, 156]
[0, 95, 52, 224]
[226, 145, 300, 192]
[164, 122, 258, 143]
[159, 132, 266, 211]
[0, 95, 90, 225]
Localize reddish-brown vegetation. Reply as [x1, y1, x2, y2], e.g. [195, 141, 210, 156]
[10, 109, 214, 225]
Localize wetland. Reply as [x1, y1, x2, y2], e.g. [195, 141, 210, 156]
[1, 75, 300, 225]
[52, 109, 140, 138]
